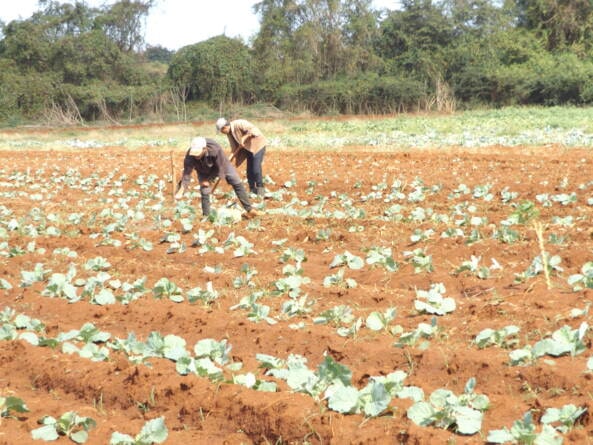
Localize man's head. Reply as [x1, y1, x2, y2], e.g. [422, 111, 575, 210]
[215, 117, 230, 134]
[189, 137, 207, 157]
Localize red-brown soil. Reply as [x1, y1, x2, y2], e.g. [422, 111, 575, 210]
[1, 146, 593, 444]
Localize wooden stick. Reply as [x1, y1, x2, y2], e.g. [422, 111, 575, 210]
[533, 221, 552, 290]
[170, 151, 176, 200]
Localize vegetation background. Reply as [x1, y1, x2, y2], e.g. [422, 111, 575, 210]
[1, 0, 593, 127]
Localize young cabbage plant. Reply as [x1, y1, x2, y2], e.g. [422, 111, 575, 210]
[407, 378, 490, 435]
[487, 411, 562, 444]
[233, 263, 258, 289]
[109, 416, 168, 445]
[365, 308, 397, 332]
[323, 268, 357, 289]
[207, 207, 243, 226]
[159, 232, 186, 254]
[20, 263, 50, 287]
[281, 294, 315, 318]
[541, 404, 586, 433]
[514, 253, 563, 283]
[84, 256, 111, 272]
[403, 248, 434, 273]
[503, 200, 540, 225]
[314, 305, 356, 327]
[62, 342, 110, 362]
[568, 262, 593, 291]
[280, 247, 307, 266]
[414, 283, 456, 316]
[42, 272, 79, 302]
[394, 318, 438, 348]
[510, 322, 588, 366]
[249, 303, 277, 325]
[224, 232, 256, 257]
[272, 264, 311, 298]
[191, 228, 223, 254]
[186, 282, 219, 305]
[474, 325, 520, 349]
[152, 278, 183, 302]
[365, 246, 398, 272]
[31, 411, 96, 444]
[0, 396, 29, 418]
[329, 251, 364, 270]
[454, 255, 501, 280]
[410, 228, 435, 244]
[119, 277, 148, 304]
[124, 232, 153, 251]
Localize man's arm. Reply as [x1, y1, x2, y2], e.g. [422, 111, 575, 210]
[175, 155, 194, 199]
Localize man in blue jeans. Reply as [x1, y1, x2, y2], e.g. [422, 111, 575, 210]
[216, 117, 267, 197]
[175, 137, 260, 218]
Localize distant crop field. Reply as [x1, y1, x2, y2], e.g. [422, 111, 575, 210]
[3, 105, 593, 152]
[1, 109, 593, 443]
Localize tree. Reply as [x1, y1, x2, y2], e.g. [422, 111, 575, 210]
[375, 0, 453, 75]
[252, 0, 383, 101]
[0, 0, 160, 122]
[167, 36, 255, 105]
[514, 0, 593, 51]
[144, 45, 174, 63]
[95, 0, 154, 52]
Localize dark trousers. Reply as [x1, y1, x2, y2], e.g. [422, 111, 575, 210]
[199, 172, 251, 216]
[246, 147, 266, 193]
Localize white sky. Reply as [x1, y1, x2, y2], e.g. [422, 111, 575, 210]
[0, 0, 400, 50]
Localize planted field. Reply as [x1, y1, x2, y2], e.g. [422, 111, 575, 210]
[2, 113, 593, 444]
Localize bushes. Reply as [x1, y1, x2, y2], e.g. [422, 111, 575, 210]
[276, 75, 428, 114]
[168, 36, 255, 106]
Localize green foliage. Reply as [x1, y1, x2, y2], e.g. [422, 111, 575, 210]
[277, 74, 427, 114]
[407, 378, 490, 435]
[168, 35, 255, 105]
[0, 396, 29, 417]
[3, 0, 593, 120]
[31, 411, 96, 444]
[110, 417, 168, 445]
[487, 411, 563, 444]
[0, 1, 158, 123]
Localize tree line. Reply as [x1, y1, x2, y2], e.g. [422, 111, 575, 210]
[1, 0, 593, 125]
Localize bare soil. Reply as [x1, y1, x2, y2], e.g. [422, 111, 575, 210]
[1, 146, 593, 444]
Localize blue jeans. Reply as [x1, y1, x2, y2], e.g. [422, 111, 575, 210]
[246, 147, 266, 193]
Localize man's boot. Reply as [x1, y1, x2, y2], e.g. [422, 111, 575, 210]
[256, 186, 265, 198]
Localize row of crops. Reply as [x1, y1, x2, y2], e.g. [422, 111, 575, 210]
[1, 147, 593, 443]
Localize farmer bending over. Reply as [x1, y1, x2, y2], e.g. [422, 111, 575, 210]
[216, 117, 267, 197]
[175, 137, 261, 218]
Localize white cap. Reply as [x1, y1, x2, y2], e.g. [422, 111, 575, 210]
[189, 137, 206, 156]
[215, 117, 229, 132]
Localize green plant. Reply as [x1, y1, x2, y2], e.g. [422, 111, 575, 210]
[323, 269, 357, 288]
[329, 251, 364, 270]
[152, 278, 183, 302]
[568, 262, 593, 290]
[407, 378, 490, 435]
[403, 248, 434, 273]
[487, 411, 562, 444]
[414, 283, 455, 316]
[31, 411, 96, 444]
[0, 396, 28, 418]
[541, 404, 586, 433]
[109, 417, 168, 445]
[475, 326, 520, 349]
[365, 246, 398, 272]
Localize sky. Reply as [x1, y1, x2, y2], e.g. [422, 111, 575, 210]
[0, 0, 400, 50]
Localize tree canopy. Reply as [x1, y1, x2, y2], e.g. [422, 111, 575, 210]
[1, 0, 593, 124]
